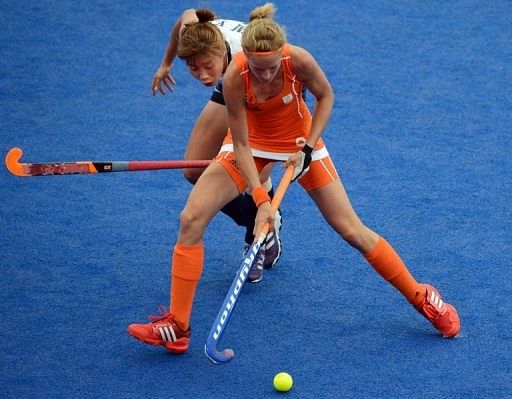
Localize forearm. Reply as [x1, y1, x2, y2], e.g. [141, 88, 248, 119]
[160, 17, 181, 67]
[285, 93, 333, 182]
[306, 94, 334, 148]
[233, 142, 261, 192]
[223, 64, 263, 193]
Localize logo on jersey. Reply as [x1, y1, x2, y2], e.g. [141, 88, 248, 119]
[282, 93, 293, 104]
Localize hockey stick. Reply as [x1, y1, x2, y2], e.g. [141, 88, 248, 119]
[5, 147, 212, 177]
[204, 164, 295, 364]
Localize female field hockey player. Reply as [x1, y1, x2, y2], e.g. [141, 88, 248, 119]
[153, 8, 282, 281]
[128, 3, 460, 354]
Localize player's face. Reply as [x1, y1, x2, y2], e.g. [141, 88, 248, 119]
[187, 53, 226, 86]
[247, 52, 282, 84]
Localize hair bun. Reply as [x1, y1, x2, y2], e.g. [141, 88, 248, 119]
[195, 9, 215, 23]
[248, 3, 276, 21]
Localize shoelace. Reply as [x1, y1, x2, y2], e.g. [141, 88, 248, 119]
[148, 306, 173, 323]
[422, 302, 441, 320]
[421, 293, 445, 320]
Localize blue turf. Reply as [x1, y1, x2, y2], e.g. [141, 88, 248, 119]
[1, 0, 511, 397]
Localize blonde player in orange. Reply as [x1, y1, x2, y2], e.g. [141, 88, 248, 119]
[128, 3, 460, 354]
[153, 8, 282, 281]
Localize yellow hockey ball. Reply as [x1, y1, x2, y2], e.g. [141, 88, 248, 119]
[273, 372, 293, 392]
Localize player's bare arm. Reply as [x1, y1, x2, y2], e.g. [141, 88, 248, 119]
[152, 9, 199, 95]
[223, 63, 262, 191]
[282, 46, 334, 180]
[223, 62, 274, 233]
[290, 45, 334, 148]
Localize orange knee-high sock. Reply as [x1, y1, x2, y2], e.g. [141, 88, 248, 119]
[170, 244, 204, 331]
[364, 237, 423, 307]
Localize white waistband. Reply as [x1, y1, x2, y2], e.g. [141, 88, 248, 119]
[218, 144, 329, 161]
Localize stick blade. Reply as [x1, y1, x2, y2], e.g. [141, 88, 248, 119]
[5, 147, 25, 176]
[204, 344, 234, 364]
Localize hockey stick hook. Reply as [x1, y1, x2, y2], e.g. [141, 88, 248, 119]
[5, 147, 24, 176]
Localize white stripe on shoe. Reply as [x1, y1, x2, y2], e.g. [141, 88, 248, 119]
[159, 327, 169, 341]
[158, 326, 177, 342]
[168, 326, 177, 342]
[265, 232, 276, 250]
[430, 291, 444, 309]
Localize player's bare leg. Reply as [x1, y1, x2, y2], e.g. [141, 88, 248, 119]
[178, 163, 240, 245]
[128, 163, 241, 352]
[307, 178, 378, 252]
[308, 178, 460, 337]
[182, 101, 282, 279]
[183, 101, 228, 183]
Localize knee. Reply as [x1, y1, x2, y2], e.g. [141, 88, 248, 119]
[183, 168, 204, 185]
[179, 208, 202, 236]
[339, 225, 377, 253]
[340, 227, 366, 250]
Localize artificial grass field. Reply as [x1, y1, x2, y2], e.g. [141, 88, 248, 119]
[1, 1, 511, 397]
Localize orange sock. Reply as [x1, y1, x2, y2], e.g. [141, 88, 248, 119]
[364, 237, 423, 307]
[170, 244, 204, 331]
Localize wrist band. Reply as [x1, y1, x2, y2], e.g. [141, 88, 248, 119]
[302, 144, 314, 156]
[251, 186, 271, 207]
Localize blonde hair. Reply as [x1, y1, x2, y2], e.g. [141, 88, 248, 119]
[178, 9, 225, 61]
[241, 3, 286, 52]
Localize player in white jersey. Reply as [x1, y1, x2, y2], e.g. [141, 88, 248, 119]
[150, 9, 282, 281]
[210, 19, 246, 56]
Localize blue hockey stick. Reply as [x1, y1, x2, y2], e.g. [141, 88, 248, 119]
[205, 165, 295, 364]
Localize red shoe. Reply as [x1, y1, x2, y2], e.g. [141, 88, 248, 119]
[415, 284, 460, 338]
[127, 307, 190, 353]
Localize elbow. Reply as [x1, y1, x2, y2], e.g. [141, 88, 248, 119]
[325, 87, 335, 109]
[316, 91, 334, 109]
[182, 9, 197, 22]
[326, 84, 335, 103]
[315, 84, 334, 104]
[176, 9, 196, 29]
[183, 8, 196, 15]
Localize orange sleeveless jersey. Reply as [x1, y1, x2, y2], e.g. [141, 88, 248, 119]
[222, 44, 325, 157]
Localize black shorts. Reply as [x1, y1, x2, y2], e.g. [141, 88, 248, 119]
[209, 81, 307, 106]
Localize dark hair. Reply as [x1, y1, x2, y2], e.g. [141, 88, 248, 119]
[178, 9, 225, 61]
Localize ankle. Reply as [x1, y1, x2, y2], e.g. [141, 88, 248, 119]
[412, 285, 427, 308]
[176, 319, 189, 332]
